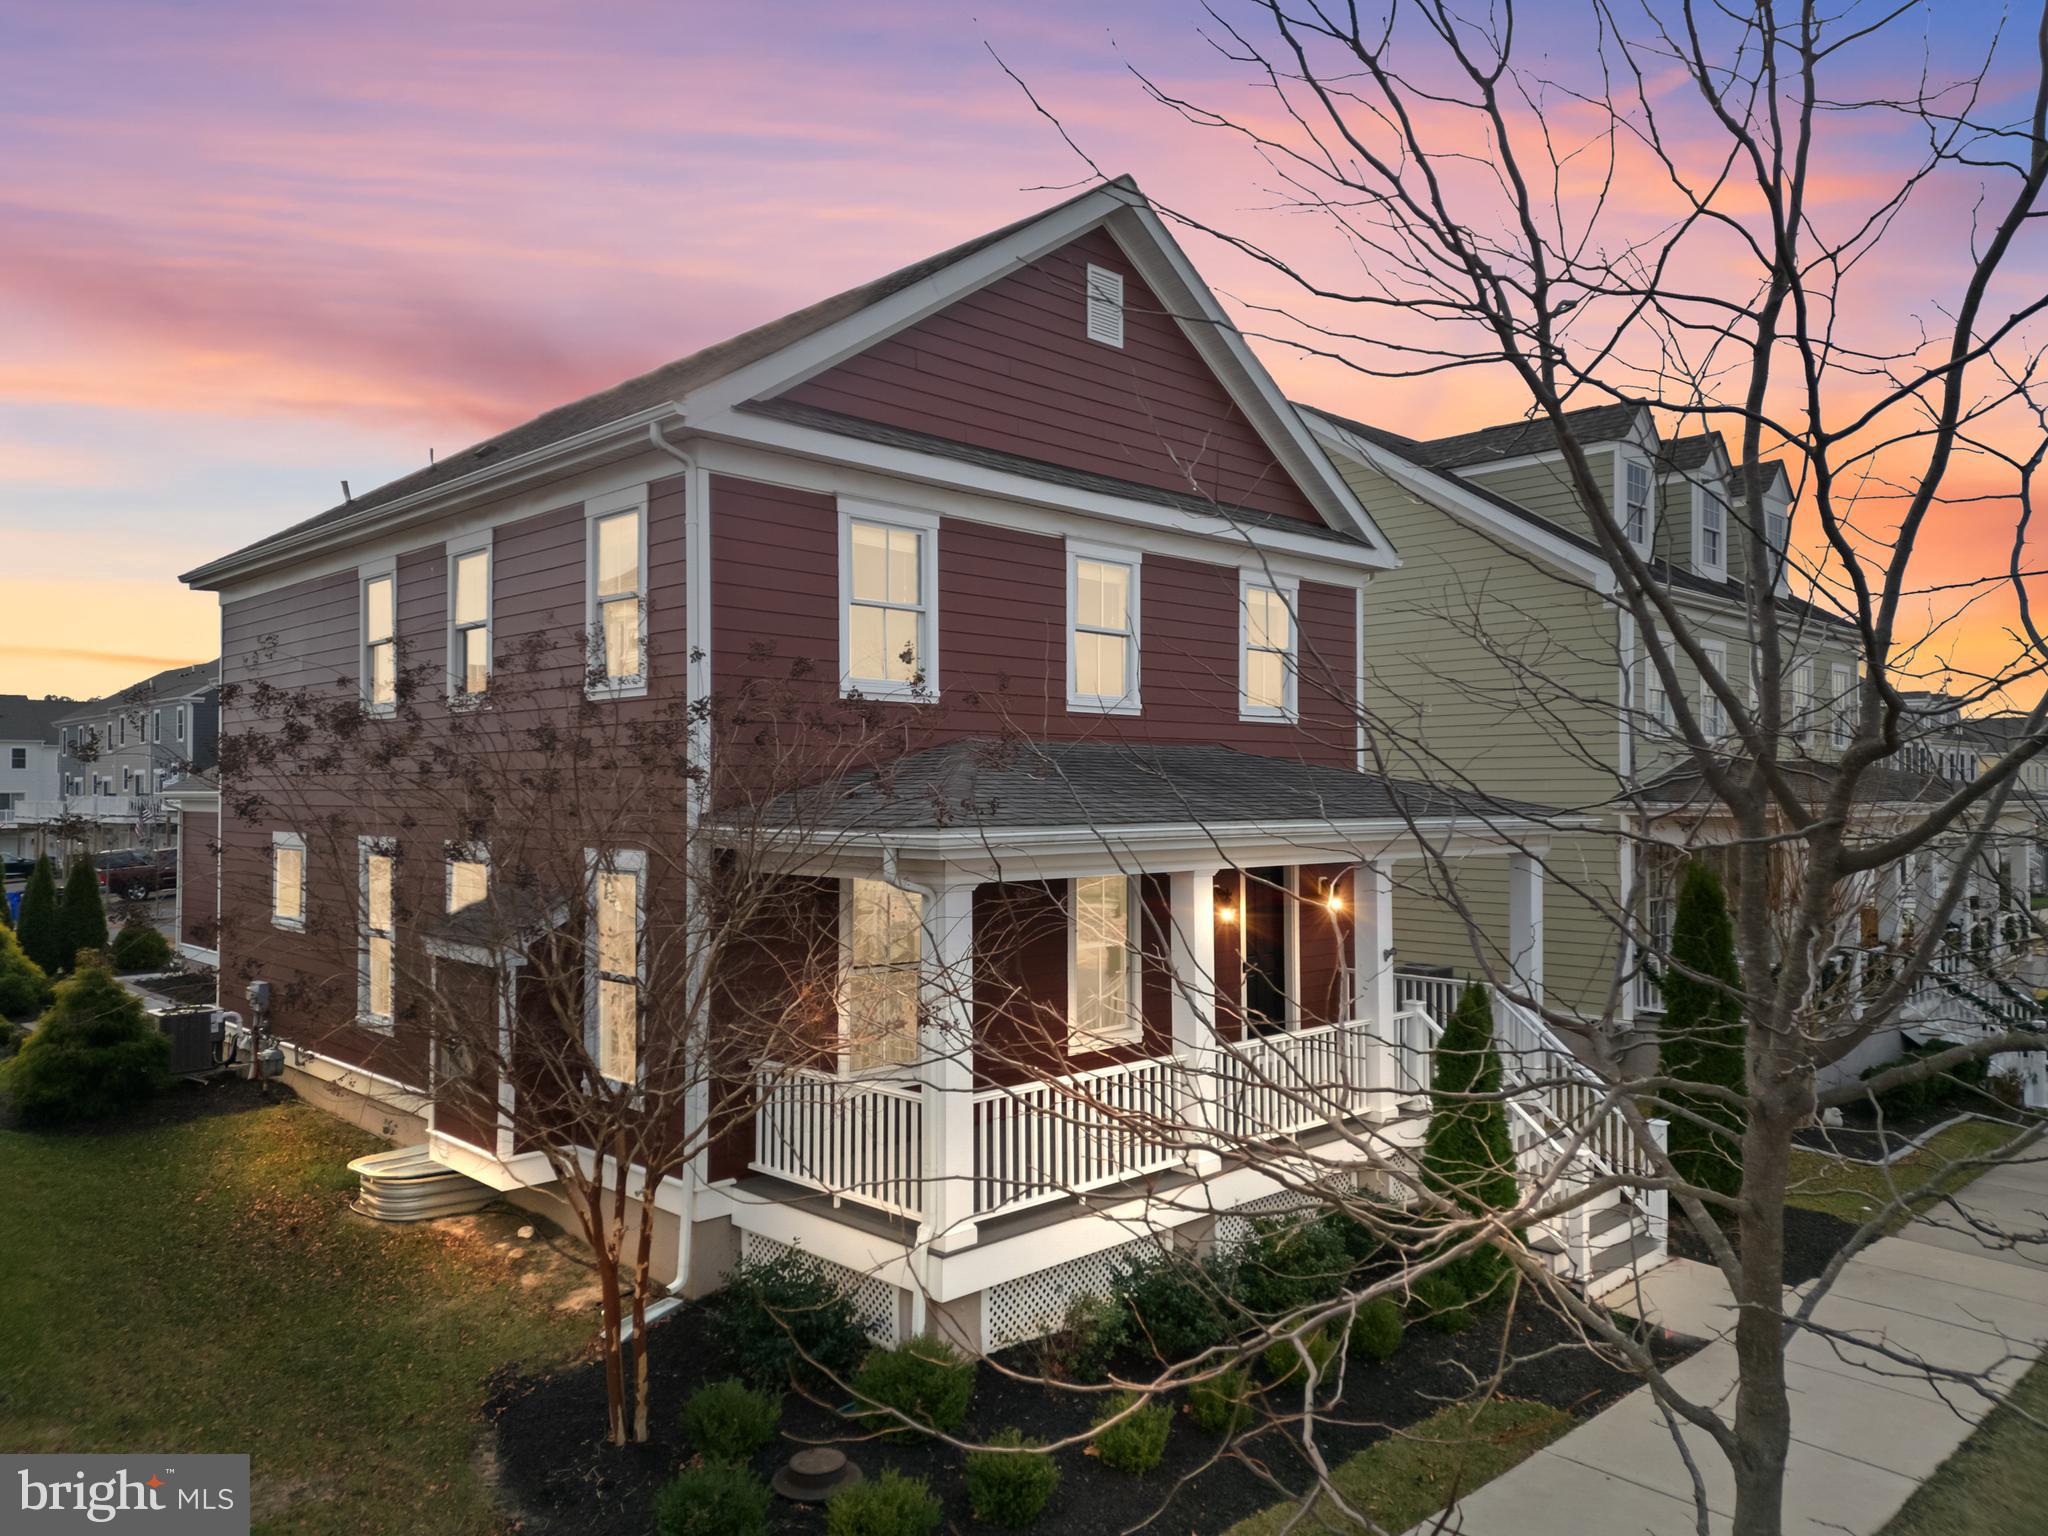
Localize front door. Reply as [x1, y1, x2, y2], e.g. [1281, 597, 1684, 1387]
[1242, 866, 1290, 1035]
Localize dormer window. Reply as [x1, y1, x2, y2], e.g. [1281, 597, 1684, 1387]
[1766, 504, 1790, 583]
[1697, 489, 1727, 576]
[1623, 459, 1653, 551]
[1085, 264, 1124, 348]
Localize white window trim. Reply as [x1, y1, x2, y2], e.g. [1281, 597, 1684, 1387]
[1066, 540, 1142, 715]
[1698, 638, 1729, 739]
[1085, 263, 1125, 348]
[584, 485, 650, 701]
[1067, 874, 1143, 1056]
[358, 835, 398, 1032]
[836, 877, 924, 1078]
[1694, 484, 1728, 580]
[445, 843, 491, 914]
[1239, 569, 1301, 722]
[837, 499, 941, 701]
[271, 831, 306, 933]
[1620, 454, 1655, 554]
[446, 528, 493, 703]
[584, 846, 647, 1086]
[1830, 662, 1855, 749]
[359, 555, 398, 716]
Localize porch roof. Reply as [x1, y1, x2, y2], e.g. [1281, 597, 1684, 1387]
[764, 738, 1563, 841]
[1631, 755, 2018, 815]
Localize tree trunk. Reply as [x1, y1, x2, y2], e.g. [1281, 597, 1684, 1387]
[631, 1189, 657, 1442]
[1728, 1102, 1796, 1536]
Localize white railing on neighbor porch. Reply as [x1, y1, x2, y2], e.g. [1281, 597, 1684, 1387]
[972, 1054, 1187, 1220]
[751, 1064, 925, 1220]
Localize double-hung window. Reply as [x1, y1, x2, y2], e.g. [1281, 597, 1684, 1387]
[8, 747, 23, 770]
[590, 850, 643, 1083]
[1789, 663, 1814, 744]
[447, 849, 489, 913]
[1623, 459, 1653, 550]
[360, 838, 397, 1028]
[1766, 504, 1790, 582]
[1068, 545, 1140, 712]
[1829, 662, 1855, 749]
[361, 564, 397, 712]
[271, 832, 305, 931]
[1698, 489, 1727, 575]
[175, 706, 186, 742]
[844, 878, 921, 1073]
[1241, 573, 1299, 720]
[449, 539, 491, 699]
[586, 490, 646, 695]
[1644, 633, 1674, 734]
[1699, 639, 1729, 738]
[840, 503, 937, 697]
[1071, 874, 1139, 1054]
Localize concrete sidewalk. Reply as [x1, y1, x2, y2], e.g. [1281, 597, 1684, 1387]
[1418, 1156, 2048, 1535]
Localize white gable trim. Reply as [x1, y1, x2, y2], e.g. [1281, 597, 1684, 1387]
[1306, 413, 1613, 590]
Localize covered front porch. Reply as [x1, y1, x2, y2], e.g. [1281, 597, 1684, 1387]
[719, 740, 1554, 1259]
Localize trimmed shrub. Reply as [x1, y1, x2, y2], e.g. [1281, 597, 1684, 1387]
[1348, 1297, 1405, 1362]
[1405, 1272, 1473, 1335]
[825, 1468, 942, 1536]
[1657, 861, 1747, 1214]
[1233, 1216, 1352, 1320]
[14, 856, 62, 976]
[1421, 982, 1522, 1294]
[683, 1378, 780, 1462]
[60, 856, 108, 967]
[965, 1428, 1061, 1528]
[1859, 1041, 1990, 1121]
[1091, 1392, 1172, 1475]
[1186, 1365, 1253, 1434]
[653, 1461, 773, 1536]
[1036, 1291, 1128, 1384]
[1111, 1249, 1234, 1364]
[710, 1251, 871, 1389]
[1317, 1208, 1384, 1270]
[109, 919, 174, 974]
[852, 1337, 975, 1439]
[0, 924, 52, 1021]
[1259, 1328, 1339, 1387]
[2, 955, 168, 1126]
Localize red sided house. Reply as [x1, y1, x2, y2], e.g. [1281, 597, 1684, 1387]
[182, 180, 1658, 1350]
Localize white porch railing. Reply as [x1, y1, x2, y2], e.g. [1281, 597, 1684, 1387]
[1214, 1020, 1369, 1139]
[971, 1054, 1187, 1220]
[751, 1065, 925, 1220]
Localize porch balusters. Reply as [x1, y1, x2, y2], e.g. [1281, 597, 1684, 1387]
[917, 877, 977, 1255]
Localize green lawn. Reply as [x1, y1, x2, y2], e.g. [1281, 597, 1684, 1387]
[0, 1092, 593, 1534]
[1879, 1355, 2048, 1535]
[1786, 1117, 2029, 1231]
[1225, 1399, 1573, 1536]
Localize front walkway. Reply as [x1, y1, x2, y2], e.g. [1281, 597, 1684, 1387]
[1420, 1155, 2048, 1535]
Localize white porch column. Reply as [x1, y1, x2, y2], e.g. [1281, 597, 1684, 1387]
[1507, 852, 1545, 1004]
[1168, 868, 1224, 1167]
[1353, 860, 1396, 1095]
[918, 876, 977, 1255]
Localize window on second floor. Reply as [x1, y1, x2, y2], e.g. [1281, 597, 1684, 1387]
[1071, 874, 1139, 1054]
[1644, 635, 1674, 734]
[841, 506, 937, 698]
[175, 706, 186, 742]
[1829, 663, 1855, 749]
[844, 878, 920, 1074]
[1697, 490, 1727, 576]
[1699, 639, 1729, 738]
[1789, 663, 1814, 743]
[362, 569, 396, 712]
[589, 507, 645, 693]
[449, 543, 491, 699]
[8, 748, 23, 770]
[1069, 547, 1140, 713]
[447, 852, 489, 913]
[1624, 459, 1653, 551]
[1241, 575, 1299, 720]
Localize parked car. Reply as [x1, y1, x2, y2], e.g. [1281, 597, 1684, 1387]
[93, 849, 177, 898]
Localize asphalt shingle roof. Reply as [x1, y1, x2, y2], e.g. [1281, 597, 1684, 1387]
[768, 737, 1561, 834]
[1389, 402, 1643, 471]
[0, 695, 74, 743]
[1634, 754, 1981, 811]
[53, 661, 219, 724]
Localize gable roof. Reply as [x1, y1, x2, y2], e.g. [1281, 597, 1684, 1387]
[53, 661, 219, 724]
[1657, 433, 1725, 475]
[184, 178, 1391, 590]
[0, 695, 73, 743]
[1388, 402, 1644, 471]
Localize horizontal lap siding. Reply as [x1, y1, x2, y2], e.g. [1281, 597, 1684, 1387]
[781, 227, 1322, 525]
[178, 808, 220, 951]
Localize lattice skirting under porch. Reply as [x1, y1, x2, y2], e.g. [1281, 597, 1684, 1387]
[738, 1231, 904, 1347]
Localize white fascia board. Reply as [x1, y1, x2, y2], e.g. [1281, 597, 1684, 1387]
[181, 405, 680, 592]
[693, 410, 1385, 579]
[1307, 414, 1612, 590]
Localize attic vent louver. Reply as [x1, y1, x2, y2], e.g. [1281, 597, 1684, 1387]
[1085, 264, 1124, 348]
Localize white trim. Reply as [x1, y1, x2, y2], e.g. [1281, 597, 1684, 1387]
[358, 835, 398, 1032]
[270, 830, 305, 932]
[1238, 569, 1301, 722]
[837, 498, 941, 700]
[1065, 539, 1142, 715]
[1068, 873, 1142, 1055]
[445, 527, 493, 702]
[585, 485, 650, 700]
[358, 556, 397, 716]
[585, 845, 647, 1085]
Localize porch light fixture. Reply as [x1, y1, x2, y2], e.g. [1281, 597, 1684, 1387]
[1217, 904, 1238, 925]
[1325, 890, 1345, 912]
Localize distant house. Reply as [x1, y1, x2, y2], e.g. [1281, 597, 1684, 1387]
[0, 694, 72, 860]
[40, 661, 221, 857]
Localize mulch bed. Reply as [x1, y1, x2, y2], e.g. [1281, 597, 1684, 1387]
[486, 1292, 1697, 1536]
[1667, 1204, 1861, 1286]
[129, 971, 221, 1007]
[1790, 1105, 2022, 1165]
[0, 1070, 292, 1136]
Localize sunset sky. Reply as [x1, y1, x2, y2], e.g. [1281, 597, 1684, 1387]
[3, 0, 2041, 703]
